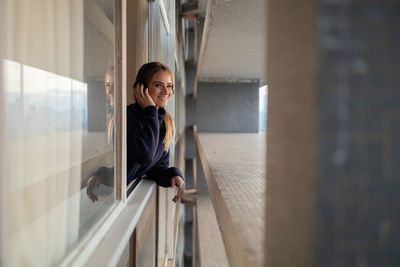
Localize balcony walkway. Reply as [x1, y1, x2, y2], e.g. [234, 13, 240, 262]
[195, 132, 266, 267]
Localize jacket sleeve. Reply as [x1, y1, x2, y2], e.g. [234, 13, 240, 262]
[145, 149, 184, 187]
[88, 166, 114, 186]
[127, 106, 160, 164]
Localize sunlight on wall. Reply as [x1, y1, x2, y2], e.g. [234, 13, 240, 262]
[259, 85, 268, 132]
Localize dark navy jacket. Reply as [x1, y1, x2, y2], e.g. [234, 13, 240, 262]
[127, 103, 183, 187]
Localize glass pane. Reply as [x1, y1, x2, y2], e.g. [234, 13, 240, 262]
[3, 0, 117, 265]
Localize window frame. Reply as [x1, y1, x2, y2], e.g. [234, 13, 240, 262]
[61, 0, 159, 265]
[0, 0, 179, 265]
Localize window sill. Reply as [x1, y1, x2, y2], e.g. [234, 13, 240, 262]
[61, 179, 156, 267]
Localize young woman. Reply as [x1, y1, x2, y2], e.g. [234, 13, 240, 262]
[128, 62, 184, 202]
[87, 62, 185, 202]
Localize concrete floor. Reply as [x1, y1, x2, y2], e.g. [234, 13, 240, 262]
[197, 133, 266, 266]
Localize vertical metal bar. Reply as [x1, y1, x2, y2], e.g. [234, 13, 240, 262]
[192, 205, 196, 267]
[130, 229, 137, 267]
[115, 0, 126, 201]
[193, 157, 197, 191]
[155, 187, 159, 267]
[193, 18, 198, 63]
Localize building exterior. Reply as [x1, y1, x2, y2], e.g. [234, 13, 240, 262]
[1, 0, 400, 266]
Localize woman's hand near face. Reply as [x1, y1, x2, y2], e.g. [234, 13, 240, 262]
[170, 176, 185, 202]
[135, 83, 155, 109]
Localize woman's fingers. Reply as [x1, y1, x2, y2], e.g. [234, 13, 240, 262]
[139, 84, 145, 98]
[144, 88, 156, 106]
[86, 176, 99, 202]
[177, 183, 184, 198]
[89, 193, 98, 203]
[135, 84, 155, 108]
[171, 176, 185, 202]
[135, 84, 143, 102]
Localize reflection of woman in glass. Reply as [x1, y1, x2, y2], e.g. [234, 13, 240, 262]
[86, 66, 115, 202]
[87, 62, 185, 203]
[128, 62, 184, 202]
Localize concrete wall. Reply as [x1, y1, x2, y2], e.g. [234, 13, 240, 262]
[196, 81, 259, 133]
[265, 0, 400, 266]
[184, 63, 196, 129]
[185, 63, 196, 95]
[315, 1, 400, 266]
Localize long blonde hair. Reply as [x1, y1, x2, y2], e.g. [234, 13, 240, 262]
[133, 62, 175, 151]
[105, 66, 114, 144]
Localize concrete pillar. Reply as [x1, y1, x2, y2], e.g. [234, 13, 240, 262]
[265, 0, 400, 266]
[265, 0, 317, 266]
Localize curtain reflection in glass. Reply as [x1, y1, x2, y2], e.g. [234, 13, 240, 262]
[5, 60, 86, 266]
[4, 59, 115, 266]
[3, 0, 116, 264]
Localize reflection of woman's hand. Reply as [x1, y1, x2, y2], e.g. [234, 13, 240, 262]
[86, 176, 101, 202]
[170, 176, 185, 202]
[134, 83, 155, 109]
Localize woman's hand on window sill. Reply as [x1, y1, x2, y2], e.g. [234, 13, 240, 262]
[86, 176, 101, 202]
[170, 176, 185, 202]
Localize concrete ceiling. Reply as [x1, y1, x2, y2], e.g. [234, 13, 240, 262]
[198, 0, 266, 85]
[92, 0, 266, 84]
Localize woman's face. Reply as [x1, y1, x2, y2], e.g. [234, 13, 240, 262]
[105, 73, 114, 107]
[148, 70, 173, 108]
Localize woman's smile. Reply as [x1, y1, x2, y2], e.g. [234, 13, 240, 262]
[148, 70, 173, 108]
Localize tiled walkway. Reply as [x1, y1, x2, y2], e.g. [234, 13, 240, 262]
[196, 133, 266, 266]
